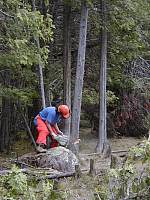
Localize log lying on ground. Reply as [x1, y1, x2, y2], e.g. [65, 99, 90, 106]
[0, 167, 77, 179]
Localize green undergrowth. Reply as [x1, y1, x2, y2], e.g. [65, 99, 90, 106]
[0, 141, 150, 200]
[95, 140, 150, 200]
[0, 165, 65, 200]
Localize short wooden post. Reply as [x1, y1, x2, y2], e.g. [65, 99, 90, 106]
[53, 179, 59, 190]
[74, 165, 81, 179]
[89, 158, 95, 175]
[110, 155, 118, 168]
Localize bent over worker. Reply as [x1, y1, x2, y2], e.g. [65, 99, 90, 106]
[34, 104, 70, 153]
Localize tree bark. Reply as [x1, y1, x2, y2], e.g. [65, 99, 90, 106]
[63, 1, 71, 137]
[96, 0, 111, 155]
[0, 98, 11, 151]
[31, 0, 46, 108]
[0, 70, 16, 152]
[36, 38, 46, 108]
[70, 1, 88, 154]
[19, 109, 37, 150]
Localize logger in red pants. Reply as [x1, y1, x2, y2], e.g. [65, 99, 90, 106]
[34, 104, 70, 153]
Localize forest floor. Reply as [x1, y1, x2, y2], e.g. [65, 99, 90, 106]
[79, 128, 145, 174]
[79, 128, 144, 154]
[0, 128, 146, 200]
[61, 128, 146, 200]
[56, 128, 145, 200]
[0, 128, 144, 162]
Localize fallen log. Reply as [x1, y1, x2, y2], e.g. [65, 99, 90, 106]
[38, 171, 76, 180]
[0, 167, 77, 179]
[79, 150, 128, 156]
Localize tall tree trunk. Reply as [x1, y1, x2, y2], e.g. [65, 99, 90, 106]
[0, 98, 11, 151]
[36, 38, 46, 108]
[63, 1, 71, 137]
[31, 0, 46, 108]
[70, 1, 88, 154]
[96, 0, 111, 156]
[0, 71, 16, 152]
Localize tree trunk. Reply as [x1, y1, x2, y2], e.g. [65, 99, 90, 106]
[70, 1, 88, 154]
[36, 38, 46, 108]
[0, 70, 16, 152]
[63, 1, 71, 137]
[0, 98, 11, 151]
[96, 0, 111, 156]
[31, 0, 46, 108]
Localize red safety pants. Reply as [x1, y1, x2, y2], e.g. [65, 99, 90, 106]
[36, 115, 59, 148]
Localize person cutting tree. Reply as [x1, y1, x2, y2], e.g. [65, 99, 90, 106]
[34, 104, 70, 153]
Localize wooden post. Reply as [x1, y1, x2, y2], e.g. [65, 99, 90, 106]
[148, 129, 150, 141]
[89, 159, 96, 175]
[74, 165, 81, 179]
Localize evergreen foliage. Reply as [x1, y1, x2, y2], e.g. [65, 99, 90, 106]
[0, 0, 149, 148]
[0, 0, 54, 104]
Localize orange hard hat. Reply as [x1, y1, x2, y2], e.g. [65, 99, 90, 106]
[58, 105, 70, 119]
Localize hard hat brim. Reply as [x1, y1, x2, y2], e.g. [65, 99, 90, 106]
[62, 113, 70, 119]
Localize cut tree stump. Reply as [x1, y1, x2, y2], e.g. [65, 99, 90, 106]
[0, 147, 80, 179]
[17, 146, 79, 173]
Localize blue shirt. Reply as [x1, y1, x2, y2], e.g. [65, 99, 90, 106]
[34, 107, 61, 126]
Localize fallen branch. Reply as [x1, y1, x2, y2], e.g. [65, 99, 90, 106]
[80, 150, 128, 157]
[35, 171, 76, 180]
[79, 152, 102, 157]
[12, 160, 37, 169]
[112, 150, 128, 154]
[19, 108, 37, 150]
[0, 9, 15, 18]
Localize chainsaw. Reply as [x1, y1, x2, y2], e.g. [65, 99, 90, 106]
[46, 134, 69, 148]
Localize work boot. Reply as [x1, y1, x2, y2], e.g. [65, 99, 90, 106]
[36, 143, 47, 153]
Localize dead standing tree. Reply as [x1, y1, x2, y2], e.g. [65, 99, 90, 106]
[70, 1, 88, 154]
[63, 0, 72, 137]
[31, 0, 46, 108]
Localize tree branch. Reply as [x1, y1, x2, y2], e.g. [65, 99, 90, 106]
[0, 9, 15, 18]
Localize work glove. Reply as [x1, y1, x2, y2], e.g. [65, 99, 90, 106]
[55, 135, 69, 146]
[58, 131, 64, 136]
[51, 132, 57, 139]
